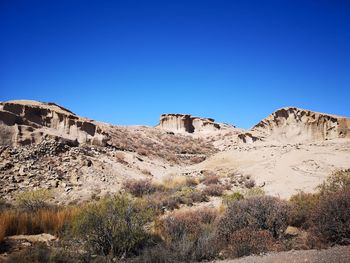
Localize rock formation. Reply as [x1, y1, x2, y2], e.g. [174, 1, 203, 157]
[252, 107, 350, 142]
[157, 113, 233, 133]
[0, 100, 108, 146]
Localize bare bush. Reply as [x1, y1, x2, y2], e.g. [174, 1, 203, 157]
[123, 179, 158, 197]
[218, 196, 291, 240]
[310, 187, 350, 245]
[203, 184, 225, 196]
[244, 179, 255, 188]
[201, 173, 220, 186]
[224, 228, 274, 258]
[154, 208, 220, 261]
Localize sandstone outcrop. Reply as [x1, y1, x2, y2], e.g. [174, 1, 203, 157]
[252, 107, 350, 142]
[157, 113, 233, 133]
[0, 100, 108, 146]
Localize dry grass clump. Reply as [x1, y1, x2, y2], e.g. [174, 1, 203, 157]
[0, 206, 80, 242]
[185, 177, 199, 187]
[223, 192, 244, 205]
[244, 187, 265, 198]
[160, 176, 189, 190]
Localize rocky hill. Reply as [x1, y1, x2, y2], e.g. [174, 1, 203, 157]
[0, 100, 350, 202]
[252, 107, 350, 142]
[0, 100, 108, 147]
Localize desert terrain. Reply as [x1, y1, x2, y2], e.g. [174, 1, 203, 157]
[0, 100, 349, 262]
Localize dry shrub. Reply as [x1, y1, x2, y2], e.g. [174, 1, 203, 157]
[318, 169, 350, 195]
[203, 184, 225, 196]
[186, 189, 208, 203]
[158, 207, 218, 242]
[0, 206, 80, 240]
[289, 191, 320, 228]
[201, 172, 220, 186]
[107, 126, 216, 165]
[309, 187, 350, 245]
[218, 196, 291, 240]
[185, 177, 198, 187]
[146, 188, 209, 211]
[244, 179, 255, 188]
[224, 228, 274, 258]
[123, 179, 158, 197]
[154, 208, 220, 261]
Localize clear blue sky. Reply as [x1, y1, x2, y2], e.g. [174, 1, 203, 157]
[1, 0, 350, 128]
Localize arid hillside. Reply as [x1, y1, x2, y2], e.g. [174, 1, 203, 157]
[1, 100, 350, 202]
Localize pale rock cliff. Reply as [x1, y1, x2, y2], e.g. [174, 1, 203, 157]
[0, 100, 108, 146]
[157, 114, 233, 133]
[252, 107, 350, 142]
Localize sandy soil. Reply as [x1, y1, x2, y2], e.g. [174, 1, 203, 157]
[217, 245, 350, 263]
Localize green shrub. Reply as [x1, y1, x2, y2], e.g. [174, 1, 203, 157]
[223, 192, 244, 205]
[310, 187, 350, 245]
[289, 191, 319, 228]
[72, 194, 155, 259]
[16, 189, 52, 212]
[218, 196, 290, 240]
